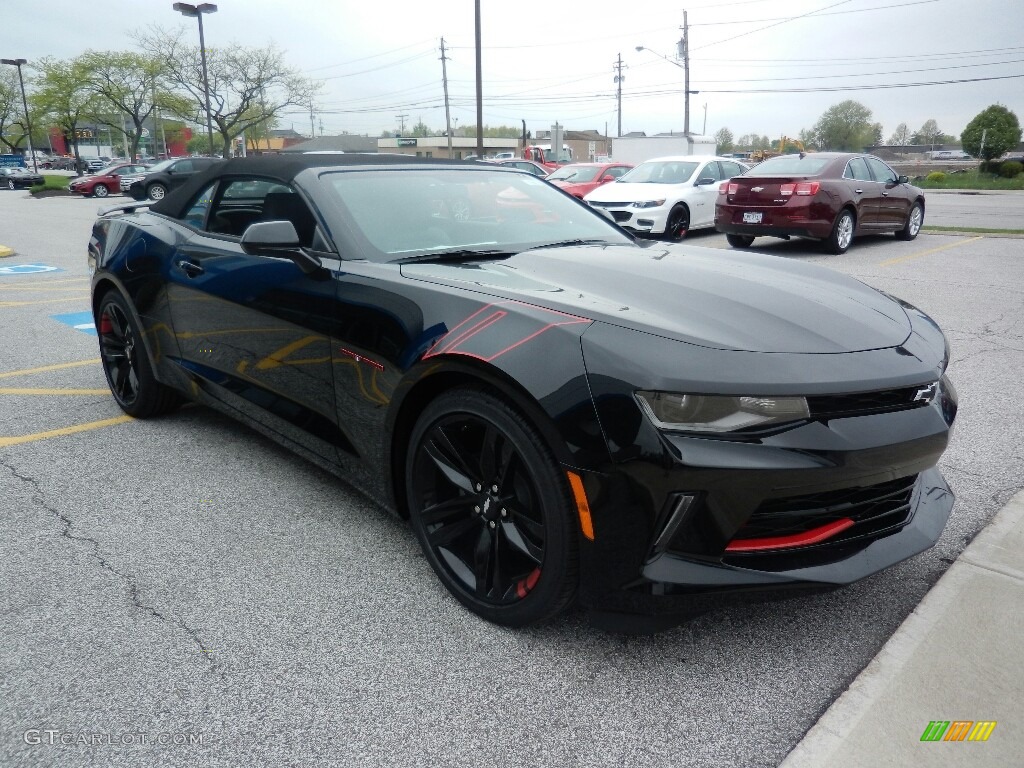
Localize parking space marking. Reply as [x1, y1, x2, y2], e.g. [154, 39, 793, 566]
[0, 414, 134, 448]
[878, 236, 984, 267]
[51, 311, 97, 335]
[0, 388, 110, 395]
[0, 359, 100, 379]
[0, 277, 89, 288]
[0, 296, 89, 308]
[0, 264, 63, 276]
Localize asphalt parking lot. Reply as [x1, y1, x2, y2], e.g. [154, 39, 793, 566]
[2, 191, 1022, 767]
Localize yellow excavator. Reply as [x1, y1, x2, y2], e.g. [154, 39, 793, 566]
[750, 136, 812, 163]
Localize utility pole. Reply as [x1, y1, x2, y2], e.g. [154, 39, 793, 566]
[395, 113, 409, 134]
[319, 118, 324, 137]
[679, 10, 690, 136]
[474, 0, 483, 158]
[309, 101, 315, 138]
[613, 53, 626, 137]
[440, 37, 453, 158]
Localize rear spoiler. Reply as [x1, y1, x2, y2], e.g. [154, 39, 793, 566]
[97, 200, 153, 217]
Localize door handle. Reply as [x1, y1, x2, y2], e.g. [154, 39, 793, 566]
[854, 189, 863, 194]
[882, 191, 890, 196]
[175, 259, 204, 277]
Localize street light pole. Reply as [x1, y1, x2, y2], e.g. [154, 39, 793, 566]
[635, 45, 699, 137]
[172, 3, 218, 157]
[2, 58, 37, 172]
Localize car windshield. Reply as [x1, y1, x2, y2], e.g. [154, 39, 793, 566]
[747, 155, 832, 176]
[547, 166, 602, 183]
[618, 161, 698, 184]
[145, 159, 176, 174]
[321, 168, 632, 262]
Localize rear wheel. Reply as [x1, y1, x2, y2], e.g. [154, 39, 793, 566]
[97, 292, 180, 418]
[406, 388, 578, 626]
[93, 184, 110, 198]
[896, 202, 923, 241]
[664, 205, 690, 240]
[824, 209, 855, 254]
[726, 234, 755, 248]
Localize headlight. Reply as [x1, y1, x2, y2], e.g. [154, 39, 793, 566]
[632, 199, 665, 209]
[636, 391, 810, 433]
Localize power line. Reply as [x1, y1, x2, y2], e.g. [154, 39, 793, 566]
[688, 0, 937, 26]
[691, 0, 858, 52]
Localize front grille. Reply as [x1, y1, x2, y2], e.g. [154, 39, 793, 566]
[807, 385, 933, 419]
[588, 201, 630, 208]
[722, 475, 919, 570]
[611, 211, 632, 222]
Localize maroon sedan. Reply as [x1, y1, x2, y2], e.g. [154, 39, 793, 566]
[715, 152, 925, 254]
[68, 163, 149, 198]
[545, 162, 633, 199]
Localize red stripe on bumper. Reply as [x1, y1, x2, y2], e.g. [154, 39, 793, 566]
[725, 517, 856, 553]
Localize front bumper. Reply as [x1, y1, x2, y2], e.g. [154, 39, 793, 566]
[588, 201, 669, 235]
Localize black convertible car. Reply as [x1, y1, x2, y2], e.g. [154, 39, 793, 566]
[88, 155, 957, 627]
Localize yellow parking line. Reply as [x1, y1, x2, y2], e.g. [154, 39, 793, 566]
[0, 388, 110, 395]
[0, 277, 89, 287]
[878, 236, 983, 267]
[0, 286, 90, 293]
[0, 295, 90, 307]
[0, 414, 133, 448]
[0, 359, 100, 379]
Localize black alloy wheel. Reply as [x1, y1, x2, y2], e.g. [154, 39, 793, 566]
[665, 204, 690, 240]
[406, 388, 578, 626]
[97, 292, 180, 418]
[726, 233, 755, 248]
[93, 184, 110, 198]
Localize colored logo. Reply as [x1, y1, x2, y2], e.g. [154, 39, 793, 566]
[920, 721, 997, 742]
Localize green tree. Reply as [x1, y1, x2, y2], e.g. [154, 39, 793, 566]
[79, 51, 166, 162]
[136, 27, 320, 157]
[714, 127, 734, 154]
[30, 56, 99, 174]
[888, 122, 910, 146]
[961, 104, 1022, 163]
[410, 119, 433, 137]
[463, 124, 522, 138]
[811, 100, 874, 151]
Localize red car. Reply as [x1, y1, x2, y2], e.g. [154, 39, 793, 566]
[715, 152, 925, 254]
[545, 162, 633, 199]
[68, 163, 150, 198]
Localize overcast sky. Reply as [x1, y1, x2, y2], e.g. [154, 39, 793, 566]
[3, 0, 1021, 142]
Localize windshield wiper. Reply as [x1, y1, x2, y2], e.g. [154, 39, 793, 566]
[396, 248, 515, 264]
[523, 238, 617, 251]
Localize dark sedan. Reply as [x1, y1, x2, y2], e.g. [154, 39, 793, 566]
[125, 156, 222, 201]
[1, 166, 43, 190]
[88, 155, 956, 628]
[715, 152, 925, 254]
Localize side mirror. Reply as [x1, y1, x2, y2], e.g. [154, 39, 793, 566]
[601, 175, 615, 183]
[242, 221, 322, 275]
[898, 175, 909, 184]
[696, 177, 716, 186]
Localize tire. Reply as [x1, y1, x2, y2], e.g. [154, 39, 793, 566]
[824, 208, 855, 255]
[96, 292, 181, 418]
[406, 388, 578, 627]
[896, 202, 923, 241]
[7, 180, 13, 191]
[147, 183, 167, 201]
[664, 204, 690, 241]
[726, 234, 755, 248]
[93, 184, 110, 198]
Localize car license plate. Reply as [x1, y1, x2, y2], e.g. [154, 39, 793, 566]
[743, 212, 763, 224]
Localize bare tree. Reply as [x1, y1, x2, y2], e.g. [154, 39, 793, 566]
[888, 122, 910, 146]
[135, 27, 320, 157]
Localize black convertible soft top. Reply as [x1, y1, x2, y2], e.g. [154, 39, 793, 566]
[150, 153, 483, 219]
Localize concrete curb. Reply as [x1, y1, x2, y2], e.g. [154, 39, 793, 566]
[780, 492, 1024, 768]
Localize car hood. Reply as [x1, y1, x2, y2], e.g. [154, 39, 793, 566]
[401, 244, 911, 353]
[584, 181, 689, 203]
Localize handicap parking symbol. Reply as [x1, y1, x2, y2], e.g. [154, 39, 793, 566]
[0, 263, 63, 276]
[51, 311, 97, 336]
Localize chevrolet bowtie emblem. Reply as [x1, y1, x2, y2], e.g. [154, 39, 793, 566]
[751, 186, 764, 192]
[913, 382, 938, 402]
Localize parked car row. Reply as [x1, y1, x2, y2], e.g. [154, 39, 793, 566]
[0, 166, 43, 190]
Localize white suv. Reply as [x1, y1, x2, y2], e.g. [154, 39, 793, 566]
[584, 155, 749, 240]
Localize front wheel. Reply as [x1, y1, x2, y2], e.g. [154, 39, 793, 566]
[726, 234, 755, 248]
[93, 184, 110, 198]
[97, 292, 181, 418]
[664, 205, 690, 241]
[896, 202, 923, 241]
[824, 209, 855, 254]
[406, 388, 578, 627]
[147, 183, 167, 201]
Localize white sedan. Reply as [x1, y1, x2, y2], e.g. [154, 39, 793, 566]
[584, 155, 749, 240]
